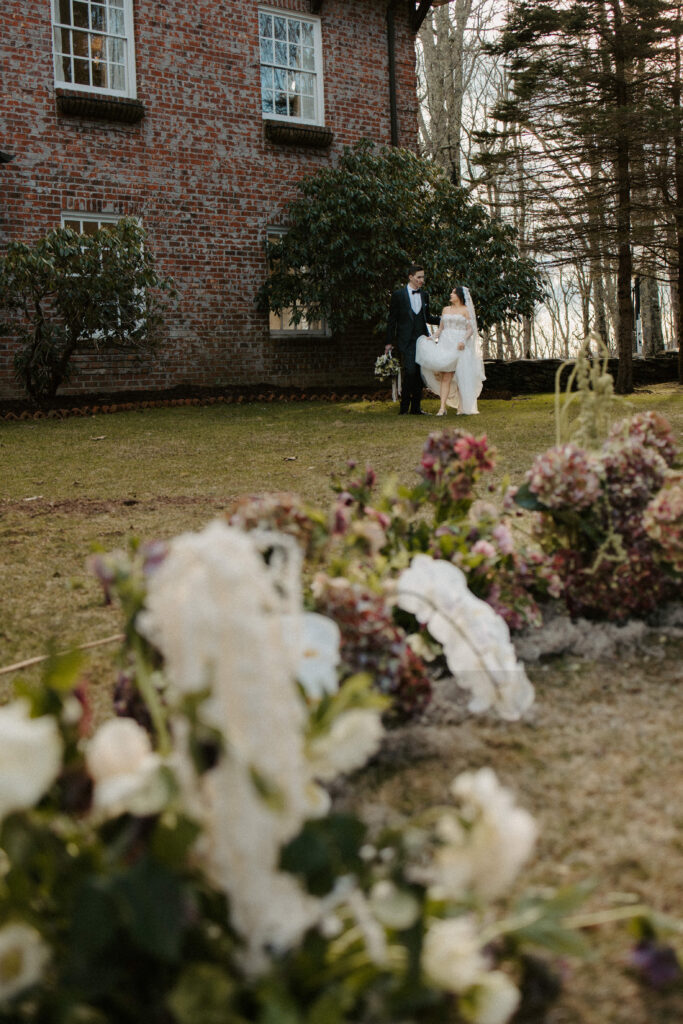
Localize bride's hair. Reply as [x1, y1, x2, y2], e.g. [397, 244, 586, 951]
[452, 286, 466, 305]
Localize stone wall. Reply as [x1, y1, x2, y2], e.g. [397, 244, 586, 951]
[480, 353, 680, 394]
[0, 0, 418, 399]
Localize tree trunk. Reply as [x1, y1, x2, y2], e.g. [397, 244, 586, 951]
[612, 0, 634, 393]
[640, 276, 664, 355]
[674, 9, 683, 382]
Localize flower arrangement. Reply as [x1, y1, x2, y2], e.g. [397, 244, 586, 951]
[373, 350, 401, 380]
[515, 409, 680, 621]
[1, 519, 649, 1024]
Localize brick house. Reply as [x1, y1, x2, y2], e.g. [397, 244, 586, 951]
[0, 1, 442, 400]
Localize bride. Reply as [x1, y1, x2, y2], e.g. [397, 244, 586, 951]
[416, 285, 485, 416]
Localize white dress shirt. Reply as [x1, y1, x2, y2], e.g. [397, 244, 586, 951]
[408, 286, 422, 314]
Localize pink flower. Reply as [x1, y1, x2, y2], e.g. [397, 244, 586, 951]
[492, 523, 514, 555]
[472, 539, 496, 560]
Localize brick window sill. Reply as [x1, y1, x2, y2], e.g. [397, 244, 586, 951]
[264, 120, 333, 148]
[56, 89, 145, 124]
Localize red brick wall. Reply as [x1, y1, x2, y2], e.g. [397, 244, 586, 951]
[0, 0, 419, 399]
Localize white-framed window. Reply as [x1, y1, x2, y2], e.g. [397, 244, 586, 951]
[52, 0, 136, 97]
[267, 229, 330, 337]
[62, 212, 119, 234]
[61, 212, 145, 341]
[258, 8, 324, 125]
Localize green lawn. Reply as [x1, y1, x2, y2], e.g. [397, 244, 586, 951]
[1, 388, 681, 675]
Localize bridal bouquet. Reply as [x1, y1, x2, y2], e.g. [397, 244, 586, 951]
[373, 350, 401, 380]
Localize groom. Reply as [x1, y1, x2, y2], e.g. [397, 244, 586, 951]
[386, 263, 441, 415]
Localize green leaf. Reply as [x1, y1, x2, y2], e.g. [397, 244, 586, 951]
[167, 963, 239, 1024]
[513, 481, 546, 511]
[114, 857, 187, 962]
[280, 814, 366, 896]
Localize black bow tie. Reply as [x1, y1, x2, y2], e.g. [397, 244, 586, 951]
[411, 289, 422, 294]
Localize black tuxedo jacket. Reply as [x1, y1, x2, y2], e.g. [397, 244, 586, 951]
[386, 286, 441, 372]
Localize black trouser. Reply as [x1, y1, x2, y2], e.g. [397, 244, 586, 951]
[400, 357, 423, 414]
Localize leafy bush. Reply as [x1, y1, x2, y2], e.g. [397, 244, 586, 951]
[256, 140, 545, 334]
[0, 218, 174, 406]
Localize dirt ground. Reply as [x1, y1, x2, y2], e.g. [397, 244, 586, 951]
[335, 624, 683, 1023]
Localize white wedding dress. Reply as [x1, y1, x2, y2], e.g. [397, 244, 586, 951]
[416, 313, 485, 414]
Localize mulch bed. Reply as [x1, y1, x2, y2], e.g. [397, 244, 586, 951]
[0, 385, 514, 421]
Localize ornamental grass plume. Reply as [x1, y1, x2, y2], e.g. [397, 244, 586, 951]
[554, 330, 614, 448]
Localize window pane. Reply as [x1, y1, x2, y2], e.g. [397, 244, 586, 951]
[262, 91, 273, 113]
[302, 45, 315, 70]
[301, 94, 315, 120]
[260, 37, 273, 63]
[288, 20, 300, 43]
[73, 1, 88, 27]
[275, 40, 287, 65]
[301, 73, 315, 96]
[90, 4, 106, 31]
[302, 23, 314, 45]
[72, 28, 88, 55]
[92, 59, 106, 87]
[108, 35, 124, 62]
[288, 93, 300, 117]
[269, 309, 282, 331]
[261, 65, 273, 91]
[289, 43, 300, 68]
[259, 12, 272, 37]
[57, 0, 71, 22]
[109, 7, 124, 34]
[73, 56, 90, 83]
[274, 68, 287, 93]
[63, 219, 81, 231]
[83, 220, 100, 236]
[274, 91, 287, 115]
[273, 16, 286, 40]
[110, 62, 125, 90]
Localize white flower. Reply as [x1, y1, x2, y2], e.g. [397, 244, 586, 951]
[396, 555, 534, 720]
[0, 701, 62, 822]
[308, 708, 384, 781]
[369, 880, 420, 930]
[450, 768, 537, 899]
[86, 717, 167, 818]
[421, 917, 487, 993]
[138, 521, 323, 973]
[294, 612, 341, 699]
[461, 971, 520, 1024]
[0, 923, 50, 1003]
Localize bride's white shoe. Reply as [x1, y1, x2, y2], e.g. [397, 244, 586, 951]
[436, 409, 447, 416]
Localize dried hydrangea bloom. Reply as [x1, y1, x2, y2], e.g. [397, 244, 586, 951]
[525, 444, 602, 510]
[608, 411, 676, 468]
[643, 472, 683, 573]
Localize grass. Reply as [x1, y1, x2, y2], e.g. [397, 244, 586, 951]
[1, 385, 683, 1021]
[1, 388, 681, 672]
